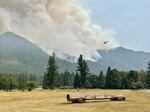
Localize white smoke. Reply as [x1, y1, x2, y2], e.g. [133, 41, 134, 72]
[0, 0, 119, 60]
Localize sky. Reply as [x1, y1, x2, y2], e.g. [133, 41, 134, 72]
[82, 0, 150, 52]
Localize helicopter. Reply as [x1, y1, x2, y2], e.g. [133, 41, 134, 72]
[104, 41, 109, 44]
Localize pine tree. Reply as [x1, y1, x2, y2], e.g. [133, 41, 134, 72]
[83, 79, 92, 89]
[17, 74, 28, 91]
[105, 66, 111, 88]
[82, 60, 90, 88]
[42, 72, 48, 89]
[44, 53, 58, 90]
[97, 71, 105, 89]
[108, 69, 122, 89]
[29, 74, 36, 81]
[88, 75, 98, 88]
[63, 71, 70, 87]
[77, 55, 83, 74]
[120, 71, 128, 89]
[126, 70, 139, 89]
[138, 70, 147, 88]
[73, 72, 81, 88]
[76, 55, 90, 88]
[147, 61, 150, 88]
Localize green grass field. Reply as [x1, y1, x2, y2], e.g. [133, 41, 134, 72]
[0, 89, 150, 112]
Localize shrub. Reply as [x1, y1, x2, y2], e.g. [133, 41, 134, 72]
[26, 81, 37, 91]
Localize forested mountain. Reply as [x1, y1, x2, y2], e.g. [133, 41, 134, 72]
[97, 47, 150, 72]
[0, 32, 49, 75]
[0, 32, 149, 75]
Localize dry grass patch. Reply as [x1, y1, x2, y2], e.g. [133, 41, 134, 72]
[0, 89, 150, 112]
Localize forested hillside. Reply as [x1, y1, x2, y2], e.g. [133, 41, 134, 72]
[0, 32, 150, 75]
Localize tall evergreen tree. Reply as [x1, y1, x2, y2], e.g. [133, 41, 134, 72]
[126, 70, 139, 89]
[88, 75, 98, 88]
[105, 66, 111, 88]
[76, 55, 90, 88]
[17, 74, 28, 91]
[120, 71, 128, 89]
[147, 61, 150, 88]
[29, 74, 36, 81]
[55, 73, 63, 88]
[97, 71, 105, 89]
[138, 70, 147, 88]
[73, 72, 81, 88]
[82, 60, 90, 88]
[42, 72, 48, 89]
[63, 71, 70, 87]
[108, 69, 122, 89]
[43, 53, 58, 90]
[83, 79, 92, 89]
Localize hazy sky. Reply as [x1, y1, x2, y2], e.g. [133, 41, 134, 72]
[82, 0, 150, 52]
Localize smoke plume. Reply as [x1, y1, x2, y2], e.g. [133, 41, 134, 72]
[0, 0, 119, 60]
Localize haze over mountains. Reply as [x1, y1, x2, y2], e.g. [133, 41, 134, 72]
[0, 32, 149, 75]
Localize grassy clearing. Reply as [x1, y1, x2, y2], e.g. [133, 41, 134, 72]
[0, 89, 150, 112]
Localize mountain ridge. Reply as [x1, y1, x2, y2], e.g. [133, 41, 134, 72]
[0, 32, 149, 75]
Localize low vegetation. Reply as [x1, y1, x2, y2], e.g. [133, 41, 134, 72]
[0, 89, 150, 112]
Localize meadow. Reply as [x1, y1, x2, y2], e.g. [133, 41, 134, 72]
[0, 89, 150, 112]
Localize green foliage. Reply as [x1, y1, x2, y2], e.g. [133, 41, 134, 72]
[120, 71, 128, 89]
[43, 53, 58, 90]
[0, 55, 150, 91]
[8, 76, 19, 91]
[63, 71, 70, 87]
[108, 69, 122, 89]
[126, 70, 139, 89]
[88, 75, 98, 88]
[105, 66, 111, 88]
[83, 79, 92, 89]
[147, 61, 150, 88]
[97, 71, 105, 89]
[138, 70, 147, 88]
[73, 72, 81, 88]
[26, 81, 37, 91]
[76, 54, 90, 88]
[130, 81, 144, 89]
[42, 73, 48, 89]
[17, 74, 28, 91]
[0, 75, 18, 91]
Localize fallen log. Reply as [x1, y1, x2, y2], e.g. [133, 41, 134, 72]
[110, 95, 126, 101]
[67, 94, 86, 103]
[66, 94, 126, 103]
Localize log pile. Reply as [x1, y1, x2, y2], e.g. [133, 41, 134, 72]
[66, 94, 126, 103]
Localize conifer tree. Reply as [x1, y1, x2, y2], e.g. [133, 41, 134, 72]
[73, 72, 81, 88]
[82, 60, 90, 88]
[76, 54, 90, 88]
[97, 71, 105, 89]
[108, 69, 122, 89]
[44, 53, 58, 90]
[17, 74, 28, 91]
[63, 71, 70, 87]
[105, 66, 111, 88]
[147, 61, 150, 88]
[126, 70, 139, 89]
[88, 75, 98, 88]
[42, 72, 48, 89]
[83, 79, 92, 89]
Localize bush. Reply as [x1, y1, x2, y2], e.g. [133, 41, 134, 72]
[130, 81, 144, 89]
[26, 81, 37, 91]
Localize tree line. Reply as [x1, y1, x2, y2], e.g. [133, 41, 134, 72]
[43, 54, 150, 90]
[0, 54, 150, 91]
[0, 74, 41, 91]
